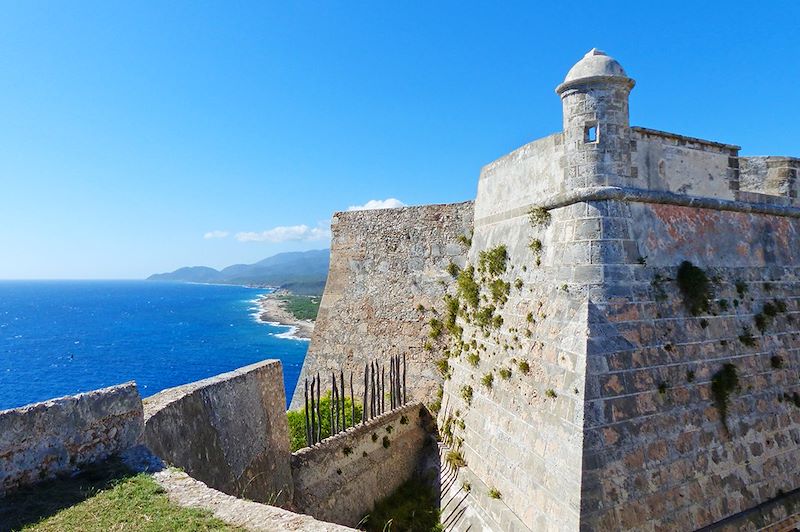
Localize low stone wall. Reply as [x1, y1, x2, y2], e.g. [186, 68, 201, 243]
[142, 360, 293, 506]
[291, 402, 431, 527]
[0, 382, 143, 496]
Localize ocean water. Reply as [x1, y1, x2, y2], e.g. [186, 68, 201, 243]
[0, 280, 308, 410]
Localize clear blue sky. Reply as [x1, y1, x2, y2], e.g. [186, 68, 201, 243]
[1, 1, 798, 279]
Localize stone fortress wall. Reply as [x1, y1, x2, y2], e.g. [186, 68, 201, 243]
[290, 201, 474, 410]
[0, 383, 143, 497]
[300, 49, 800, 530]
[291, 402, 430, 527]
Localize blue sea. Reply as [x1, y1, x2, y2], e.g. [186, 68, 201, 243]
[0, 281, 308, 411]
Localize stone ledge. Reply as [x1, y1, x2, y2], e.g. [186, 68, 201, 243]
[474, 186, 800, 228]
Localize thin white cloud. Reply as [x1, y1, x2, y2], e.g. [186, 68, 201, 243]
[203, 230, 230, 239]
[347, 198, 406, 211]
[235, 224, 331, 243]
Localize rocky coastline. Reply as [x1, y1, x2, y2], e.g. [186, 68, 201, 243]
[255, 292, 314, 340]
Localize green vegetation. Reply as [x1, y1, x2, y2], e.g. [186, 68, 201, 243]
[478, 245, 508, 277]
[461, 385, 473, 405]
[739, 327, 757, 347]
[528, 238, 543, 254]
[360, 476, 441, 532]
[771, 355, 784, 369]
[489, 279, 511, 305]
[277, 294, 321, 321]
[445, 450, 466, 469]
[429, 318, 443, 339]
[457, 233, 473, 248]
[518, 359, 530, 374]
[488, 487, 502, 500]
[435, 358, 451, 379]
[481, 373, 494, 389]
[457, 265, 480, 309]
[528, 206, 551, 227]
[711, 363, 739, 432]
[461, 481, 471, 493]
[676, 261, 711, 316]
[466, 352, 480, 367]
[0, 461, 238, 532]
[754, 312, 769, 334]
[498, 367, 512, 380]
[446, 262, 460, 277]
[686, 370, 695, 383]
[286, 392, 363, 452]
[382, 436, 391, 448]
[544, 388, 557, 399]
[658, 382, 669, 395]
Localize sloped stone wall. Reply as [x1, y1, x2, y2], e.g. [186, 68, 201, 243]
[0, 382, 143, 496]
[291, 202, 474, 410]
[143, 360, 293, 506]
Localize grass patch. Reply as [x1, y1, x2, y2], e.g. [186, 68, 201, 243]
[481, 373, 494, 389]
[0, 461, 237, 531]
[457, 265, 480, 309]
[277, 294, 321, 321]
[287, 392, 363, 451]
[360, 476, 441, 532]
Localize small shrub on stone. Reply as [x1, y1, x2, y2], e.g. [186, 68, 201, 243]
[528, 206, 551, 227]
[515, 278, 523, 290]
[518, 360, 530, 374]
[658, 382, 669, 395]
[676, 261, 711, 316]
[457, 265, 480, 309]
[461, 385, 473, 405]
[754, 313, 770, 334]
[488, 487, 502, 499]
[686, 370, 695, 383]
[447, 262, 460, 277]
[446, 450, 466, 468]
[771, 355, 784, 369]
[382, 436, 391, 448]
[343, 446, 353, 456]
[372, 433, 378, 442]
[529, 238, 543, 254]
[462, 481, 471, 492]
[457, 233, 472, 248]
[718, 299, 729, 311]
[481, 373, 494, 389]
[478, 245, 508, 277]
[429, 318, 443, 339]
[711, 363, 739, 432]
[466, 352, 480, 367]
[739, 328, 756, 347]
[400, 415, 409, 425]
[545, 388, 557, 399]
[499, 367, 512, 380]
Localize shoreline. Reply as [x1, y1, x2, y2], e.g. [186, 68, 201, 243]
[254, 293, 314, 341]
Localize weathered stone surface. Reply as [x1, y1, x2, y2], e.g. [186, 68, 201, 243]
[291, 202, 474, 410]
[143, 360, 293, 506]
[0, 382, 143, 496]
[291, 403, 431, 527]
[284, 49, 800, 531]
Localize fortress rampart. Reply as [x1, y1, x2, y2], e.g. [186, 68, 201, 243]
[290, 201, 474, 409]
[300, 49, 800, 530]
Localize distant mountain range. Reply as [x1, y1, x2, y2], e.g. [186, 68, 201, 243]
[147, 249, 329, 295]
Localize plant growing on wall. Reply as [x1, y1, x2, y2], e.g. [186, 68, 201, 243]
[711, 363, 739, 432]
[528, 206, 551, 227]
[488, 487, 502, 499]
[461, 385, 473, 406]
[481, 373, 494, 389]
[676, 261, 711, 316]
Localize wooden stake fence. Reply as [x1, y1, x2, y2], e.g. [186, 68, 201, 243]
[302, 354, 407, 447]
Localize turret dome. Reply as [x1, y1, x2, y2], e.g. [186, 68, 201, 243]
[556, 49, 634, 94]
